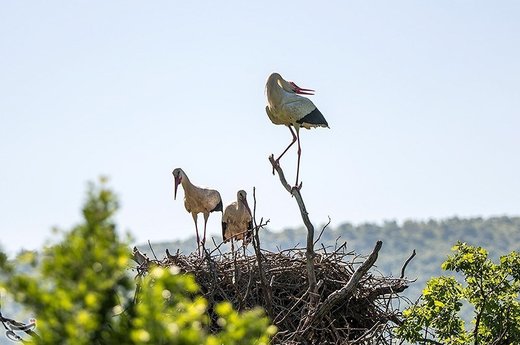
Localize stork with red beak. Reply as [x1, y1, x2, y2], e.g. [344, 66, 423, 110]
[265, 72, 329, 189]
[172, 168, 223, 254]
[222, 190, 253, 253]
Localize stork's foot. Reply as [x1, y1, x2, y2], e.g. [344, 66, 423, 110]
[200, 240, 208, 257]
[269, 154, 280, 175]
[195, 240, 205, 257]
[291, 181, 303, 191]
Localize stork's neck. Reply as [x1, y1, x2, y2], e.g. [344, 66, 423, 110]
[180, 173, 195, 192]
[266, 75, 287, 109]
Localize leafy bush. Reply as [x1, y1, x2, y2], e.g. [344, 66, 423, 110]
[395, 242, 520, 345]
[0, 180, 275, 344]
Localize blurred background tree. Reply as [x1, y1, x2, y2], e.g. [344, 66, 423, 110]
[0, 179, 274, 345]
[395, 242, 520, 345]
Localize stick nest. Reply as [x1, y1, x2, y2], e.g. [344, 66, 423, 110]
[133, 243, 410, 345]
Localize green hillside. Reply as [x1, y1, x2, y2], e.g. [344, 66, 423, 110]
[141, 216, 520, 302]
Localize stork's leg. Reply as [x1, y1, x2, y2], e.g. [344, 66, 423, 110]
[273, 126, 298, 174]
[295, 128, 302, 189]
[192, 213, 201, 255]
[231, 238, 238, 284]
[202, 212, 209, 252]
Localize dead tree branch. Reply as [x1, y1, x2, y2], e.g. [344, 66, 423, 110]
[301, 240, 383, 335]
[269, 154, 318, 306]
[0, 311, 39, 341]
[251, 187, 273, 317]
[314, 216, 331, 246]
[400, 249, 416, 279]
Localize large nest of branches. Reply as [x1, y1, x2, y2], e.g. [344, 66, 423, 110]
[133, 159, 412, 344]
[133, 241, 410, 345]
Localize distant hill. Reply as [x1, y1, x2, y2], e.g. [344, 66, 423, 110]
[139, 216, 520, 302]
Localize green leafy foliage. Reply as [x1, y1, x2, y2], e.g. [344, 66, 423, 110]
[395, 242, 520, 345]
[131, 267, 274, 345]
[0, 180, 274, 344]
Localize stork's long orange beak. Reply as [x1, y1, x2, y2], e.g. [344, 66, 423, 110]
[290, 81, 315, 95]
[174, 176, 181, 200]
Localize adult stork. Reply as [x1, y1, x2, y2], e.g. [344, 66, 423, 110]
[172, 168, 223, 254]
[265, 72, 329, 188]
[222, 190, 253, 253]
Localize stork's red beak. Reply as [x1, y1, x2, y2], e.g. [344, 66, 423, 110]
[174, 176, 182, 200]
[290, 81, 315, 95]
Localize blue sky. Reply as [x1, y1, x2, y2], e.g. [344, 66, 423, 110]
[1, 1, 519, 254]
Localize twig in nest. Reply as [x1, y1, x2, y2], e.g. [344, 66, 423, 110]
[148, 240, 158, 261]
[132, 246, 150, 268]
[251, 187, 273, 317]
[400, 249, 416, 279]
[314, 216, 332, 246]
[0, 311, 39, 341]
[301, 241, 383, 335]
[210, 237, 225, 257]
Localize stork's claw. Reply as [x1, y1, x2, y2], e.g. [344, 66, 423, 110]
[270, 155, 279, 175]
[292, 181, 303, 191]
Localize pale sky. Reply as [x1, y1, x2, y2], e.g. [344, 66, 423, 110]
[1, 1, 519, 255]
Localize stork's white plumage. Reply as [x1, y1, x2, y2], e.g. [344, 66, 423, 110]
[172, 168, 223, 254]
[265, 72, 329, 188]
[222, 190, 253, 252]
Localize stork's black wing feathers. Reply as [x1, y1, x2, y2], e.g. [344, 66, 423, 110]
[211, 199, 223, 213]
[222, 221, 228, 242]
[297, 107, 328, 127]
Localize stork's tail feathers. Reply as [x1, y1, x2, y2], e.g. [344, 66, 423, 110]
[297, 108, 329, 128]
[212, 199, 223, 213]
[222, 221, 228, 242]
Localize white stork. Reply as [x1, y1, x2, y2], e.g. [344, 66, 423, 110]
[222, 190, 253, 253]
[265, 72, 329, 188]
[172, 168, 223, 254]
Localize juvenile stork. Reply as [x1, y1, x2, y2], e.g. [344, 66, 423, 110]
[172, 168, 223, 254]
[265, 72, 329, 188]
[222, 190, 253, 253]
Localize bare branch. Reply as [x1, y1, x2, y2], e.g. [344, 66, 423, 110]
[419, 338, 446, 345]
[302, 241, 383, 333]
[0, 311, 39, 341]
[314, 216, 332, 246]
[400, 249, 416, 279]
[251, 187, 274, 317]
[269, 155, 318, 306]
[148, 240, 158, 261]
[132, 246, 150, 267]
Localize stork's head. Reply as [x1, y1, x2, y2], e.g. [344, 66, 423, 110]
[269, 72, 315, 95]
[172, 168, 184, 200]
[237, 190, 252, 216]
